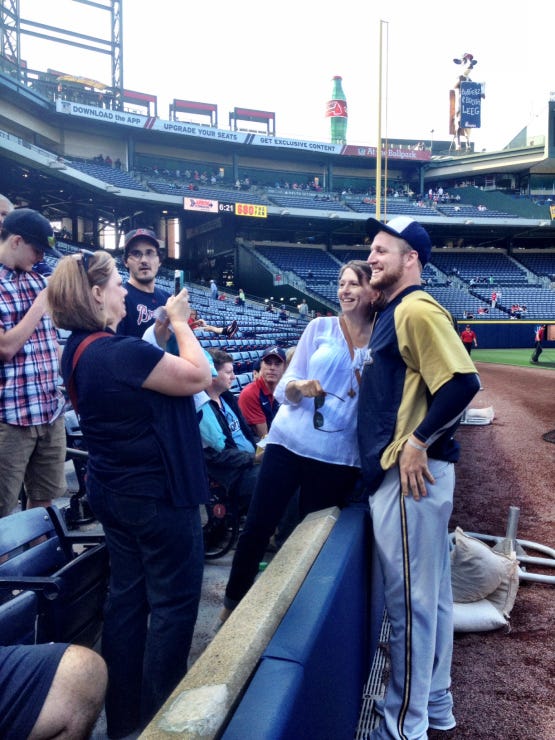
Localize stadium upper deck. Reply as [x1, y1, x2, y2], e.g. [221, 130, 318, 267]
[1, 68, 555, 261]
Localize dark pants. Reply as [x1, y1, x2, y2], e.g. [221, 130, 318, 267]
[463, 342, 473, 355]
[224, 443, 359, 608]
[531, 342, 543, 362]
[87, 479, 204, 738]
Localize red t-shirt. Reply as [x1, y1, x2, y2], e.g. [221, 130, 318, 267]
[461, 329, 476, 344]
[238, 377, 276, 426]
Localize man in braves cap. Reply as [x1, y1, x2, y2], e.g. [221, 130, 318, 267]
[358, 216, 481, 738]
[0, 208, 66, 517]
[117, 228, 169, 338]
[118, 228, 238, 341]
[238, 346, 286, 440]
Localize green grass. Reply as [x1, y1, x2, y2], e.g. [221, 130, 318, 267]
[471, 348, 555, 369]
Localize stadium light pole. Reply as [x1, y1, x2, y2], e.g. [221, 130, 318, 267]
[375, 20, 388, 222]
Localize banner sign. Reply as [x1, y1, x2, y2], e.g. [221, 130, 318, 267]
[55, 99, 431, 161]
[183, 197, 219, 213]
[459, 81, 483, 129]
[235, 203, 267, 218]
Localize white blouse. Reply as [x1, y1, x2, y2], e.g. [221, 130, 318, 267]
[268, 317, 365, 467]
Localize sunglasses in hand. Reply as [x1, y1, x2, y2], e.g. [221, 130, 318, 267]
[313, 391, 345, 433]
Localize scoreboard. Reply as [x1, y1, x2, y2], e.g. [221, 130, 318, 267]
[184, 197, 267, 218]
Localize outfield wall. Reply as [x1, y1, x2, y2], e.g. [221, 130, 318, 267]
[463, 321, 553, 349]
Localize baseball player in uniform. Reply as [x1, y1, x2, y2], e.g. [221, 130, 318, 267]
[358, 216, 480, 739]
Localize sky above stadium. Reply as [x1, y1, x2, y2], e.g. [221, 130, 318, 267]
[17, 0, 555, 153]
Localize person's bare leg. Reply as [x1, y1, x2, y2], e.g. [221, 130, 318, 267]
[29, 645, 107, 739]
[204, 324, 223, 334]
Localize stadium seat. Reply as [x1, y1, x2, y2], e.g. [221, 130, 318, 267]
[0, 507, 108, 647]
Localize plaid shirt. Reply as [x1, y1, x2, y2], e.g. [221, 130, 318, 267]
[0, 265, 63, 426]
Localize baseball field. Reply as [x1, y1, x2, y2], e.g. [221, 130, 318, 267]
[471, 349, 555, 369]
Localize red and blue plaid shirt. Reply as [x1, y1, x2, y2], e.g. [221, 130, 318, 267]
[0, 265, 63, 426]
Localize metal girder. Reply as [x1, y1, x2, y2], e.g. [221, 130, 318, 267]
[0, 0, 19, 65]
[0, 0, 123, 95]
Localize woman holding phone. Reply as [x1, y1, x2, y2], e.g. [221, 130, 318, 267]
[48, 250, 211, 738]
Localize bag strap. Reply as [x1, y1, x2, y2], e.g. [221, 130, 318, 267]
[339, 316, 361, 387]
[67, 332, 111, 414]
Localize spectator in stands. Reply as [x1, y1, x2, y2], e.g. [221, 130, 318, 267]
[198, 349, 259, 506]
[278, 306, 289, 320]
[238, 287, 246, 305]
[210, 278, 218, 300]
[0, 643, 107, 739]
[142, 308, 238, 348]
[48, 251, 211, 737]
[117, 228, 169, 339]
[238, 346, 286, 441]
[460, 324, 478, 354]
[298, 298, 309, 317]
[222, 261, 382, 619]
[188, 308, 238, 339]
[0, 208, 66, 518]
[0, 193, 14, 225]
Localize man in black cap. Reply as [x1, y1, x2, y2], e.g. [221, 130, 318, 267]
[358, 216, 480, 739]
[118, 228, 238, 341]
[0, 208, 66, 517]
[117, 228, 170, 338]
[238, 346, 286, 440]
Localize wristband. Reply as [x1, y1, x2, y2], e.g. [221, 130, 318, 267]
[406, 437, 427, 452]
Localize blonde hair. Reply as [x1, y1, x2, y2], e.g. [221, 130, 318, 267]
[48, 250, 115, 331]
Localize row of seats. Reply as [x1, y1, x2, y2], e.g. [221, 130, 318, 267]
[68, 159, 149, 191]
[254, 244, 555, 318]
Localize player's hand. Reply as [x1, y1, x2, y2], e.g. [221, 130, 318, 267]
[399, 441, 435, 500]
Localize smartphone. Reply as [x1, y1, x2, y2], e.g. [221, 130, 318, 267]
[174, 269, 184, 295]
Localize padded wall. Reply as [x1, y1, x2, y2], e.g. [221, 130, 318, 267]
[222, 504, 373, 740]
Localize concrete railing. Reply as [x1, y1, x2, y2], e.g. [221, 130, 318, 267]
[140, 507, 343, 739]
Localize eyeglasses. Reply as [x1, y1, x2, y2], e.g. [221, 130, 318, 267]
[127, 248, 158, 260]
[313, 392, 345, 433]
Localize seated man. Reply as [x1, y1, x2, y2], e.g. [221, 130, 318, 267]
[189, 309, 238, 339]
[0, 642, 107, 739]
[238, 346, 286, 441]
[198, 349, 259, 506]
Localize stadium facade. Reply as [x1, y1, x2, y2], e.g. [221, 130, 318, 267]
[1, 4, 554, 344]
